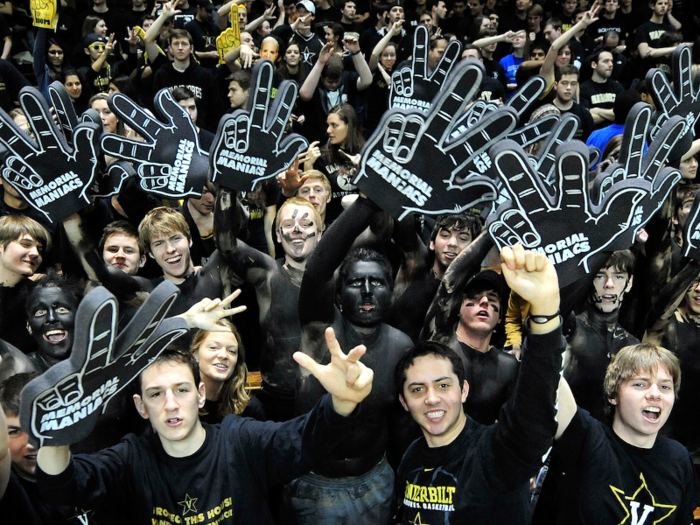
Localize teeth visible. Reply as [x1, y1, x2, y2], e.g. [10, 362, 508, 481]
[426, 410, 445, 418]
[644, 407, 660, 413]
[166, 255, 181, 263]
[46, 330, 65, 336]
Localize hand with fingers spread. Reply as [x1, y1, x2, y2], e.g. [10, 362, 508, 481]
[0, 87, 100, 224]
[210, 60, 308, 191]
[487, 104, 684, 287]
[353, 60, 516, 219]
[278, 152, 310, 197]
[682, 192, 700, 259]
[19, 282, 190, 448]
[100, 89, 209, 198]
[293, 327, 373, 416]
[647, 45, 700, 147]
[178, 290, 248, 332]
[389, 25, 462, 113]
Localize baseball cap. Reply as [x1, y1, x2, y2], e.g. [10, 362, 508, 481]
[296, 0, 316, 14]
[84, 33, 108, 48]
[464, 270, 506, 303]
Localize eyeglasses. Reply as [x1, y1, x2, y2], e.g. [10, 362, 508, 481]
[88, 43, 106, 50]
[531, 52, 545, 58]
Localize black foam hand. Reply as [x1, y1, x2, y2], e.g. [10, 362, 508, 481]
[101, 89, 209, 198]
[210, 59, 308, 192]
[353, 60, 517, 220]
[389, 25, 462, 113]
[48, 80, 80, 144]
[19, 281, 188, 448]
[486, 139, 646, 287]
[647, 45, 700, 152]
[682, 191, 700, 260]
[590, 103, 685, 245]
[0, 87, 100, 224]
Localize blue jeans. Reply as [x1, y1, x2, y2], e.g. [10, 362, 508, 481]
[284, 456, 395, 525]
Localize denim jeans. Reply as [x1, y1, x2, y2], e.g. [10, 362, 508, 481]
[283, 456, 395, 525]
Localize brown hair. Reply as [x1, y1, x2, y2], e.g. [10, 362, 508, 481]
[0, 215, 51, 252]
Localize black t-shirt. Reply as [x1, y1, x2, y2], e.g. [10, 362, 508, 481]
[532, 408, 699, 525]
[273, 25, 326, 68]
[560, 101, 595, 142]
[635, 19, 674, 49]
[580, 78, 624, 111]
[183, 18, 221, 69]
[393, 328, 565, 524]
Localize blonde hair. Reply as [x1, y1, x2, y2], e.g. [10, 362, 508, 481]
[139, 207, 192, 253]
[299, 170, 332, 195]
[275, 196, 323, 231]
[604, 343, 681, 416]
[190, 319, 251, 418]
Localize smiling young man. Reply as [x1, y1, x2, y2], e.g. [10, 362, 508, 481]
[532, 344, 699, 524]
[387, 212, 482, 342]
[296, 170, 332, 226]
[563, 250, 638, 422]
[99, 221, 146, 276]
[392, 245, 565, 524]
[34, 322, 374, 524]
[0, 215, 51, 352]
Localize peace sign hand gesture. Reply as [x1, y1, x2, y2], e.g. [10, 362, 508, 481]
[210, 59, 308, 191]
[389, 25, 462, 113]
[293, 327, 373, 417]
[20, 282, 190, 448]
[0, 87, 100, 223]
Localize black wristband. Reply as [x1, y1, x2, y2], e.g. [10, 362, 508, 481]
[527, 310, 561, 324]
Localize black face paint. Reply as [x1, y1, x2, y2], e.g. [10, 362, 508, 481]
[302, 212, 309, 218]
[291, 209, 298, 219]
[281, 231, 316, 243]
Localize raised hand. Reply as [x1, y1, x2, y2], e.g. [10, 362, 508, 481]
[178, 290, 248, 332]
[210, 59, 308, 191]
[353, 60, 516, 219]
[500, 244, 559, 312]
[647, 45, 700, 149]
[20, 282, 190, 448]
[101, 89, 209, 198]
[389, 25, 462, 113]
[487, 106, 684, 287]
[0, 87, 100, 223]
[682, 191, 700, 259]
[293, 327, 373, 417]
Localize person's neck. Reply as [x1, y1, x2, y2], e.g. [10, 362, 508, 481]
[517, 10, 526, 20]
[554, 97, 573, 111]
[284, 255, 307, 271]
[375, 21, 385, 30]
[341, 15, 353, 24]
[481, 49, 493, 59]
[161, 421, 207, 457]
[4, 191, 28, 210]
[592, 72, 606, 84]
[297, 26, 311, 36]
[620, 5, 631, 13]
[455, 325, 491, 352]
[203, 375, 224, 401]
[163, 264, 195, 285]
[133, 5, 146, 11]
[93, 4, 108, 13]
[513, 48, 524, 58]
[0, 266, 24, 287]
[287, 63, 299, 75]
[174, 57, 191, 70]
[650, 13, 663, 24]
[612, 415, 657, 449]
[432, 259, 446, 279]
[603, 11, 615, 19]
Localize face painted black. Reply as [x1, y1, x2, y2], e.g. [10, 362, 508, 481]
[337, 260, 392, 328]
[26, 286, 79, 362]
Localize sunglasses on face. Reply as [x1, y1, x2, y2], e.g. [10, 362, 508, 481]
[88, 43, 106, 50]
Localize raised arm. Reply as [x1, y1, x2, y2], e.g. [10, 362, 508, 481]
[344, 36, 372, 90]
[369, 21, 402, 71]
[494, 245, 564, 477]
[420, 230, 493, 343]
[300, 42, 334, 101]
[144, 0, 180, 61]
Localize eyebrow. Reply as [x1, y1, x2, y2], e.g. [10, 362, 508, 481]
[144, 381, 192, 393]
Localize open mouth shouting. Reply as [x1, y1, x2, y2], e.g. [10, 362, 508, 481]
[44, 329, 67, 344]
[166, 417, 183, 427]
[642, 406, 661, 422]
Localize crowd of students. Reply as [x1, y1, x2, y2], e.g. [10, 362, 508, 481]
[0, 0, 698, 523]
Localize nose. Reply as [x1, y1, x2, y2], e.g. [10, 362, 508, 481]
[604, 276, 615, 288]
[164, 390, 179, 411]
[425, 385, 440, 405]
[361, 279, 372, 296]
[47, 308, 57, 323]
[28, 245, 39, 258]
[646, 384, 662, 399]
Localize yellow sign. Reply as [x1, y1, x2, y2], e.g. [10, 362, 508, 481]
[216, 5, 241, 65]
[31, 0, 58, 29]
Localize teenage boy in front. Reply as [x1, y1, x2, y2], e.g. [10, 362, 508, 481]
[35, 327, 373, 523]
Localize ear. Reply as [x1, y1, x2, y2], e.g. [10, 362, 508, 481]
[189, 238, 193, 249]
[139, 255, 147, 268]
[399, 393, 409, 412]
[276, 228, 282, 244]
[148, 251, 155, 259]
[608, 396, 618, 406]
[624, 275, 633, 293]
[317, 229, 323, 240]
[84, 48, 90, 55]
[461, 380, 469, 403]
[133, 394, 149, 420]
[198, 381, 206, 409]
[429, 240, 435, 251]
